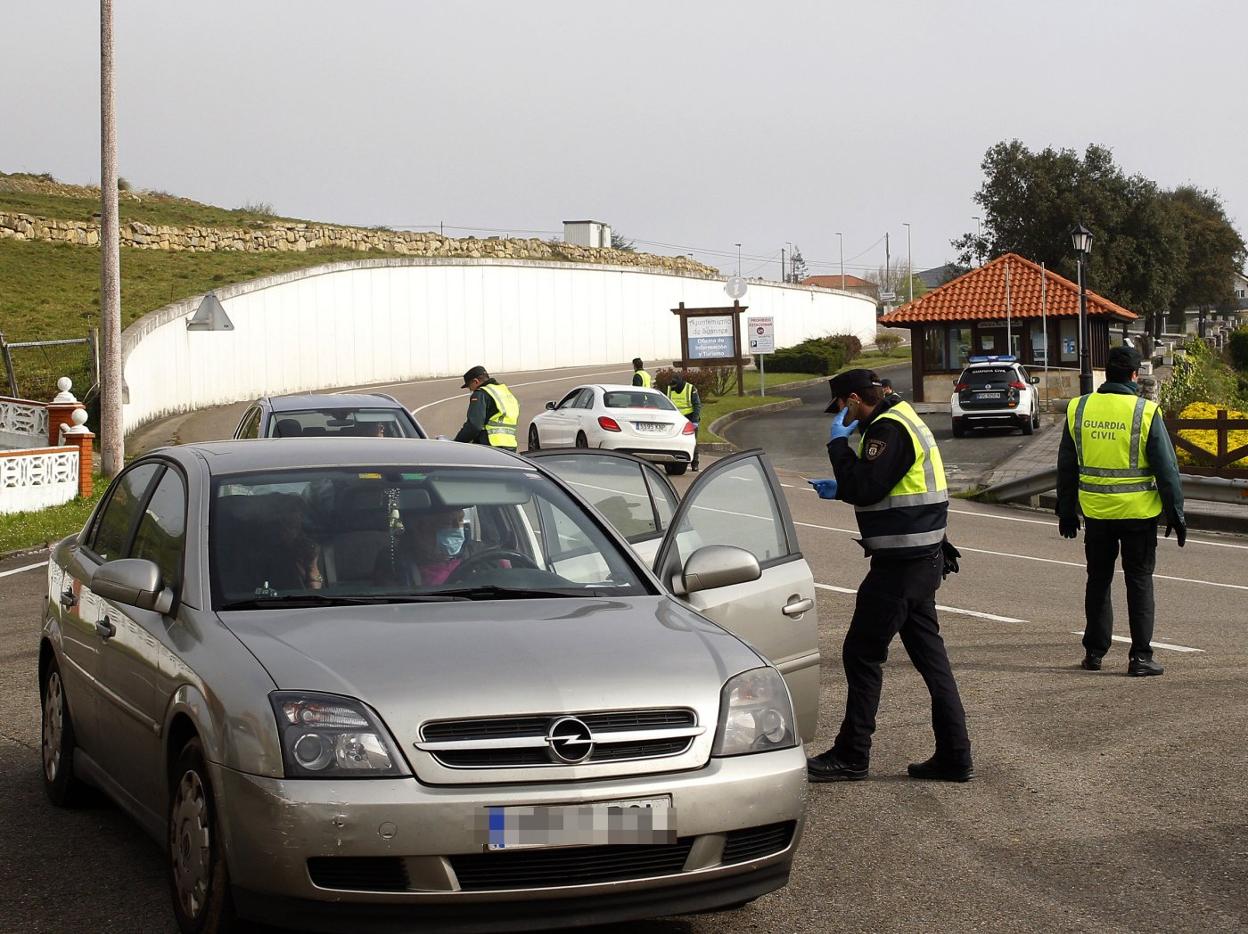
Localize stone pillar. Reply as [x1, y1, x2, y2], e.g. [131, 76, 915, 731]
[59, 408, 95, 498]
[47, 377, 86, 447]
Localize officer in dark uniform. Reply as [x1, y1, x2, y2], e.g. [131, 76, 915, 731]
[806, 369, 974, 783]
[453, 365, 519, 448]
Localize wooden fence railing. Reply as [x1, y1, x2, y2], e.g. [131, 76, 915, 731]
[1164, 410, 1248, 479]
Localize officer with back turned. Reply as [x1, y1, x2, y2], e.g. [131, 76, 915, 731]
[1057, 344, 1185, 676]
[454, 365, 519, 448]
[805, 369, 973, 783]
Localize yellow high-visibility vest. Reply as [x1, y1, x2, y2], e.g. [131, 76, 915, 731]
[1067, 392, 1162, 519]
[481, 383, 519, 448]
[635, 370, 653, 389]
[667, 383, 693, 415]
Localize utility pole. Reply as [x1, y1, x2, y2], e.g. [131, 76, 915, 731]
[836, 232, 844, 290]
[99, 0, 123, 477]
[972, 215, 982, 266]
[902, 222, 913, 303]
[780, 248, 785, 284]
[734, 243, 742, 277]
[884, 232, 891, 303]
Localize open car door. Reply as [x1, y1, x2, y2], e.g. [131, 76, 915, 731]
[530, 448, 819, 741]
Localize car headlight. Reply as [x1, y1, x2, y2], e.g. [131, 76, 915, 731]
[712, 667, 797, 756]
[270, 692, 409, 778]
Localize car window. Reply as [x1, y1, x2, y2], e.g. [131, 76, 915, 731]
[602, 390, 676, 411]
[533, 453, 665, 542]
[237, 406, 261, 439]
[555, 390, 582, 411]
[961, 367, 1012, 388]
[210, 466, 646, 607]
[670, 456, 791, 567]
[89, 464, 161, 562]
[575, 389, 596, 409]
[267, 407, 419, 438]
[130, 468, 187, 589]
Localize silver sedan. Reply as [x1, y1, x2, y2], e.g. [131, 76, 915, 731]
[38, 439, 817, 933]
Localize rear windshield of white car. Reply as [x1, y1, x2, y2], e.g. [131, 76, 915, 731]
[210, 466, 648, 609]
[602, 391, 676, 411]
[269, 408, 421, 439]
[959, 368, 1014, 388]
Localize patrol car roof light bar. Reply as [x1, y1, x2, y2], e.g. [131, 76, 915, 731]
[967, 354, 1017, 363]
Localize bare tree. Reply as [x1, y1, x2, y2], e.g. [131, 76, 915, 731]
[99, 0, 123, 476]
[865, 260, 926, 306]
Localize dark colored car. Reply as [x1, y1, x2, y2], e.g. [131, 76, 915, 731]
[232, 393, 427, 440]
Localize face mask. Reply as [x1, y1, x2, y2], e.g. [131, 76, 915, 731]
[436, 527, 465, 557]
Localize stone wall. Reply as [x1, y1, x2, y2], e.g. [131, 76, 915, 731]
[0, 210, 718, 277]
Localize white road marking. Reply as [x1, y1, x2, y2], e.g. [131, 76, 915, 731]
[411, 367, 636, 414]
[342, 363, 634, 396]
[0, 560, 48, 578]
[815, 582, 1026, 623]
[1069, 632, 1203, 654]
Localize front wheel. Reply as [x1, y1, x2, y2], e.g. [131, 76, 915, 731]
[168, 739, 239, 934]
[527, 424, 540, 451]
[665, 463, 688, 476]
[41, 657, 89, 807]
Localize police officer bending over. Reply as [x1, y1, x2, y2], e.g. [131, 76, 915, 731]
[454, 365, 520, 449]
[806, 369, 973, 783]
[1057, 345, 1185, 676]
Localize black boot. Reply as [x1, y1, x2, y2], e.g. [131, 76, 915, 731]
[806, 750, 868, 782]
[907, 755, 974, 783]
[1128, 656, 1164, 677]
[1080, 653, 1102, 671]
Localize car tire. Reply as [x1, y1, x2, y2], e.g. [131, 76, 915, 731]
[1032, 406, 1042, 430]
[951, 418, 966, 439]
[41, 656, 89, 807]
[168, 739, 240, 934]
[575, 431, 589, 449]
[665, 463, 688, 476]
[1022, 411, 1035, 436]
[527, 424, 540, 451]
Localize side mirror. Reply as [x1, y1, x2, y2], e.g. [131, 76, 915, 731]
[92, 558, 174, 614]
[545, 401, 556, 411]
[1030, 376, 1041, 385]
[673, 545, 761, 596]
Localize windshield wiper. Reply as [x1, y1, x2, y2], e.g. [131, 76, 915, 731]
[219, 594, 468, 610]
[421, 584, 602, 601]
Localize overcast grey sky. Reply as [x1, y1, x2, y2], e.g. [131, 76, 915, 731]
[3, 0, 1245, 278]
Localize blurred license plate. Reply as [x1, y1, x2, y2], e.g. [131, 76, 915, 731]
[634, 422, 668, 432]
[481, 796, 674, 850]
[976, 392, 1002, 400]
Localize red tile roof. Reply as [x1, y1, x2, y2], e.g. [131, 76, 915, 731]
[880, 253, 1136, 324]
[801, 274, 874, 289]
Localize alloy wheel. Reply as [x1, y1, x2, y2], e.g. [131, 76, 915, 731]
[170, 769, 212, 921]
[42, 670, 64, 782]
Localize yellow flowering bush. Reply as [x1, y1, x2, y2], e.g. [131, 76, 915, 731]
[1175, 402, 1248, 468]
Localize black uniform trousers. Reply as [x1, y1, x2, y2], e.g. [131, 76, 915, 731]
[1082, 516, 1158, 660]
[832, 551, 971, 767]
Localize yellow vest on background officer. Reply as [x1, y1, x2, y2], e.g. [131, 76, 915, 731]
[1056, 344, 1185, 677]
[453, 365, 519, 448]
[665, 373, 702, 470]
[631, 358, 653, 389]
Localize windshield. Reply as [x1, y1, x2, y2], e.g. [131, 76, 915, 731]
[960, 367, 1014, 389]
[210, 466, 647, 608]
[602, 390, 676, 411]
[267, 407, 421, 438]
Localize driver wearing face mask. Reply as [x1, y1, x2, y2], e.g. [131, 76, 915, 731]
[375, 507, 471, 588]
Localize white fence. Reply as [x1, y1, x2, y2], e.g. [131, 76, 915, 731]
[0, 447, 78, 515]
[0, 397, 50, 450]
[121, 258, 878, 433]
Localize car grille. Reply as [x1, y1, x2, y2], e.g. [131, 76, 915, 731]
[308, 857, 409, 892]
[449, 839, 697, 891]
[419, 708, 700, 768]
[721, 821, 796, 864]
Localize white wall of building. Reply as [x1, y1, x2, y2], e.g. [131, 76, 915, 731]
[122, 258, 877, 433]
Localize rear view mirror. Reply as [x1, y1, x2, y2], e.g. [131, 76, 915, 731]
[674, 545, 761, 596]
[545, 401, 556, 410]
[1030, 376, 1040, 385]
[92, 558, 174, 614]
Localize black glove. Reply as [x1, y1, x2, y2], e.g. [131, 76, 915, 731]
[1165, 516, 1187, 548]
[1059, 515, 1081, 539]
[941, 539, 961, 579]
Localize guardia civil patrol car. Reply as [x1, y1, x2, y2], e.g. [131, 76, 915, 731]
[950, 355, 1042, 437]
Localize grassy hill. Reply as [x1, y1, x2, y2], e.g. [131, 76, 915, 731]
[0, 173, 393, 399]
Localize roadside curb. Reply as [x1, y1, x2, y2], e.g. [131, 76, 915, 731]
[706, 398, 803, 452]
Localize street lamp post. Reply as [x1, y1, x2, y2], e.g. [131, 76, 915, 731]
[835, 232, 844, 290]
[1070, 223, 1094, 395]
[734, 243, 742, 277]
[902, 222, 913, 303]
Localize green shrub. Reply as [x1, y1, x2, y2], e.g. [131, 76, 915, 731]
[764, 351, 831, 375]
[875, 332, 902, 355]
[828, 332, 863, 362]
[1228, 326, 1248, 372]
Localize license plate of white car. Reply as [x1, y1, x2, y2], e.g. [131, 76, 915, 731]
[481, 796, 675, 850]
[634, 422, 668, 432]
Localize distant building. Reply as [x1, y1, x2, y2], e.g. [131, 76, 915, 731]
[917, 263, 964, 290]
[1182, 269, 1248, 336]
[563, 220, 612, 249]
[880, 253, 1137, 403]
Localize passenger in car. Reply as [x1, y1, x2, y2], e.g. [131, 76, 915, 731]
[260, 496, 325, 591]
[375, 507, 472, 587]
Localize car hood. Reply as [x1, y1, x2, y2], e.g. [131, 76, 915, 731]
[220, 595, 761, 740]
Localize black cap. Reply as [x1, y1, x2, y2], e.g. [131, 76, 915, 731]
[461, 365, 489, 388]
[1106, 345, 1142, 372]
[825, 368, 881, 413]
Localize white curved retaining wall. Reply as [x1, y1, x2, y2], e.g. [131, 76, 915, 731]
[122, 258, 877, 433]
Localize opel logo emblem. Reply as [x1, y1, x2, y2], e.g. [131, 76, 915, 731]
[546, 717, 594, 763]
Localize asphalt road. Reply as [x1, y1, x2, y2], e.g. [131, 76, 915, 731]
[3, 458, 1246, 932]
[726, 363, 1044, 489]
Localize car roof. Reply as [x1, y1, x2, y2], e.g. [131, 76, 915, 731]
[266, 393, 403, 411]
[963, 360, 1022, 369]
[151, 439, 527, 476]
[595, 383, 664, 393]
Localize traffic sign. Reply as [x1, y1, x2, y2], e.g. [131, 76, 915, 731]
[725, 276, 748, 299]
[880, 290, 897, 302]
[747, 316, 774, 354]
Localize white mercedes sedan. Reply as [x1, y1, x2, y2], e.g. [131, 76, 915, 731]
[527, 384, 697, 475]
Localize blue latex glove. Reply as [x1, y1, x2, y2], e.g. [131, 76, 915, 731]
[808, 478, 838, 500]
[828, 408, 859, 443]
